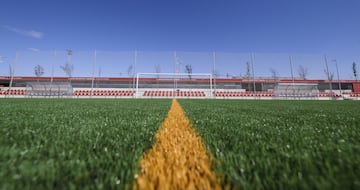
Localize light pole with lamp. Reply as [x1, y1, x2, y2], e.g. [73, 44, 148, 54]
[332, 59, 342, 95]
[66, 49, 73, 79]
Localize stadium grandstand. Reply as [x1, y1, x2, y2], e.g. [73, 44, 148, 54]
[1, 51, 359, 100]
[26, 82, 72, 97]
[0, 76, 359, 100]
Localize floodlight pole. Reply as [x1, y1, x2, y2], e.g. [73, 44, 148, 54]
[50, 50, 56, 95]
[90, 50, 96, 98]
[324, 55, 333, 99]
[66, 49, 73, 62]
[212, 52, 216, 95]
[173, 51, 176, 94]
[132, 50, 137, 93]
[173, 51, 181, 94]
[332, 59, 342, 95]
[209, 72, 213, 98]
[289, 55, 295, 99]
[136, 73, 139, 98]
[9, 51, 19, 96]
[66, 49, 73, 80]
[251, 53, 256, 99]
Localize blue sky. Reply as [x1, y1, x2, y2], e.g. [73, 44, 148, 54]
[1, 0, 359, 79]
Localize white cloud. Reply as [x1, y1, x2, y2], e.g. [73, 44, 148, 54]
[3, 25, 43, 39]
[28, 48, 40, 52]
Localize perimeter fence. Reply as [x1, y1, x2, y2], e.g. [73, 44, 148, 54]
[2, 51, 357, 79]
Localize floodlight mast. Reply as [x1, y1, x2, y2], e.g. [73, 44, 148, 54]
[289, 55, 295, 99]
[332, 59, 342, 95]
[209, 72, 213, 98]
[174, 51, 182, 92]
[66, 49, 73, 79]
[132, 51, 138, 92]
[173, 52, 176, 92]
[9, 51, 19, 96]
[212, 52, 216, 94]
[324, 55, 333, 98]
[251, 53, 256, 99]
[90, 50, 96, 97]
[50, 50, 56, 93]
[136, 72, 139, 98]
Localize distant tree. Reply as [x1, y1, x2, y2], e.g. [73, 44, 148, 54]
[353, 62, 358, 81]
[154, 64, 161, 88]
[324, 68, 334, 93]
[127, 65, 134, 88]
[60, 63, 74, 78]
[269, 68, 279, 89]
[246, 62, 251, 79]
[324, 68, 334, 81]
[323, 55, 334, 95]
[127, 65, 134, 77]
[61, 49, 74, 79]
[328, 71, 334, 81]
[269, 68, 279, 80]
[98, 67, 102, 77]
[246, 62, 251, 91]
[96, 67, 102, 88]
[212, 69, 219, 78]
[298, 65, 308, 80]
[9, 65, 12, 77]
[185, 64, 192, 79]
[155, 64, 161, 79]
[34, 65, 44, 81]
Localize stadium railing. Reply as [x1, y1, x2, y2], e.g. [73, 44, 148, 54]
[142, 90, 206, 97]
[73, 90, 135, 97]
[214, 91, 274, 97]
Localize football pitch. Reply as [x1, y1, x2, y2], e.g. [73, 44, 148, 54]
[0, 99, 359, 189]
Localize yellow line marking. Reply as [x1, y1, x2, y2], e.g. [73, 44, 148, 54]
[132, 99, 223, 190]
